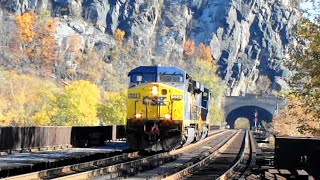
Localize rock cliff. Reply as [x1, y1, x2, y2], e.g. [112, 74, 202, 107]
[0, 0, 300, 94]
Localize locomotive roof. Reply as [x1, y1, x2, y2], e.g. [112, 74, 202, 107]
[128, 66, 211, 93]
[128, 66, 186, 75]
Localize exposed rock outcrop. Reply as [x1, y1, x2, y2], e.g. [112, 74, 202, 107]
[0, 0, 300, 94]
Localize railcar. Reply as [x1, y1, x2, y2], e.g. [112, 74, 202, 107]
[126, 65, 211, 151]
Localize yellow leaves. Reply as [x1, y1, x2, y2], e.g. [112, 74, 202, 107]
[97, 91, 127, 125]
[15, 13, 37, 43]
[190, 57, 224, 125]
[60, 80, 101, 126]
[0, 70, 61, 126]
[0, 71, 127, 126]
[114, 28, 125, 45]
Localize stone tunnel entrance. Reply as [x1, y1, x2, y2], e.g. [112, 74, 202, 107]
[226, 106, 273, 129]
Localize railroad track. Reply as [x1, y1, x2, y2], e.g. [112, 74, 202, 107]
[3, 130, 223, 180]
[3, 151, 141, 180]
[4, 129, 257, 180]
[181, 130, 256, 180]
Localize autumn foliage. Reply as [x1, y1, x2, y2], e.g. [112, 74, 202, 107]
[278, 16, 320, 135]
[68, 35, 82, 58]
[199, 43, 214, 64]
[0, 70, 129, 126]
[55, 80, 101, 126]
[15, 13, 37, 43]
[0, 70, 59, 126]
[114, 28, 125, 45]
[183, 40, 214, 65]
[273, 95, 320, 136]
[15, 11, 58, 71]
[183, 39, 195, 56]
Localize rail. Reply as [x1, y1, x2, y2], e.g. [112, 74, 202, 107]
[217, 130, 255, 179]
[3, 151, 139, 180]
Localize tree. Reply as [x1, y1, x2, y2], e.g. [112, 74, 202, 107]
[199, 43, 214, 64]
[54, 80, 101, 126]
[114, 28, 125, 45]
[273, 95, 320, 136]
[15, 10, 59, 73]
[183, 39, 195, 57]
[34, 12, 59, 66]
[0, 70, 60, 126]
[15, 12, 36, 44]
[190, 59, 225, 125]
[68, 34, 82, 59]
[275, 4, 320, 136]
[97, 91, 127, 125]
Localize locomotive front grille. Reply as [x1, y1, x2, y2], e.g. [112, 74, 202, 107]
[134, 98, 173, 120]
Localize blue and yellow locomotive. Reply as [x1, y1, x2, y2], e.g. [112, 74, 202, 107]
[126, 65, 211, 150]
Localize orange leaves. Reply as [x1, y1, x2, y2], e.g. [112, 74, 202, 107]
[68, 35, 82, 58]
[15, 11, 59, 70]
[36, 18, 59, 64]
[183, 40, 215, 65]
[183, 39, 195, 56]
[199, 43, 214, 64]
[114, 28, 125, 45]
[15, 13, 37, 43]
[273, 96, 320, 136]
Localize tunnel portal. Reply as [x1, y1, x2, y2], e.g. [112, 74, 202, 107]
[226, 106, 273, 129]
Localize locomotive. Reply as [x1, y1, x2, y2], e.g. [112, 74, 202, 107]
[126, 65, 211, 151]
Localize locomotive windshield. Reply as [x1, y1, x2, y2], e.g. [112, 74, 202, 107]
[159, 73, 184, 83]
[130, 73, 157, 87]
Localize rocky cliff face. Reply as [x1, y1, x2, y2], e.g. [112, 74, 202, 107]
[0, 0, 299, 94]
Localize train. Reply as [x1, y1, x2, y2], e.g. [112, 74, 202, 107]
[126, 65, 211, 151]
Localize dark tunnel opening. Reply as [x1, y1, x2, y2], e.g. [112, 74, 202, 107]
[226, 106, 273, 129]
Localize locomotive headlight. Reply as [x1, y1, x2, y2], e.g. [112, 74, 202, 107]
[171, 95, 183, 100]
[135, 113, 142, 119]
[152, 86, 158, 96]
[164, 113, 171, 120]
[128, 93, 140, 98]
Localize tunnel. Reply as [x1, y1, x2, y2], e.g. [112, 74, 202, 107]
[226, 106, 273, 129]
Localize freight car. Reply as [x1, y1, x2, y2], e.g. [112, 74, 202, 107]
[126, 65, 211, 151]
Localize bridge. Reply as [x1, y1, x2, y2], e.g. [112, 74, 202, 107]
[223, 94, 285, 129]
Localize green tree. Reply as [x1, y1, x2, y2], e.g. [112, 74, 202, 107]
[285, 13, 320, 135]
[190, 59, 225, 125]
[54, 80, 101, 126]
[97, 91, 127, 125]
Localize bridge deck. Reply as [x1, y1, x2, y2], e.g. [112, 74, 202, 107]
[0, 142, 127, 178]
